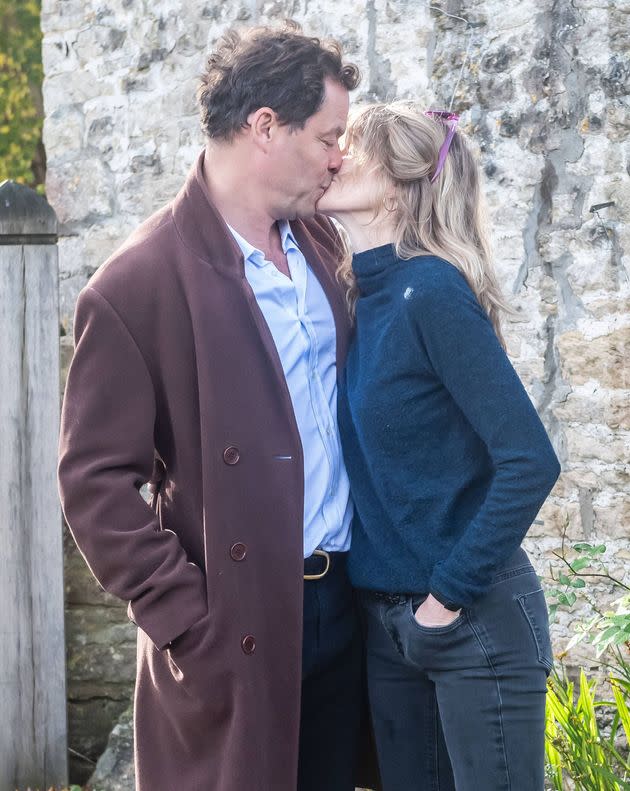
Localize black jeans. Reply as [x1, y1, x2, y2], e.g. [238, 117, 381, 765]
[298, 551, 362, 791]
[359, 548, 552, 791]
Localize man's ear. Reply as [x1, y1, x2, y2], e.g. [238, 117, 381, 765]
[246, 107, 278, 150]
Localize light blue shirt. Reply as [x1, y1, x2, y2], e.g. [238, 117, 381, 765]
[227, 220, 353, 557]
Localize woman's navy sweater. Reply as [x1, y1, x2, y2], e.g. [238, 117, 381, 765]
[339, 244, 560, 607]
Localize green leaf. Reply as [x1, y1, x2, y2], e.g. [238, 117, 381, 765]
[570, 558, 592, 572]
[573, 543, 594, 552]
[611, 679, 630, 748]
[570, 577, 586, 588]
[556, 592, 571, 606]
[566, 631, 587, 650]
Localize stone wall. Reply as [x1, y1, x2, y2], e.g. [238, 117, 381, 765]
[42, 0, 629, 781]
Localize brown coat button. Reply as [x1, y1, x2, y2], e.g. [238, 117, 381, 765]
[223, 446, 240, 465]
[241, 635, 256, 654]
[230, 542, 247, 561]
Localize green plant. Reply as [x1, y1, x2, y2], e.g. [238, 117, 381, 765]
[544, 531, 630, 789]
[545, 669, 630, 790]
[14, 787, 84, 790]
[547, 534, 630, 675]
[0, 0, 44, 188]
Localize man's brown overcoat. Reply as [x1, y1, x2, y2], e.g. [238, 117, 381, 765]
[58, 150, 374, 790]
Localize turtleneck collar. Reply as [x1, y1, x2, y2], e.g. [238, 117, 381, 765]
[352, 243, 402, 293]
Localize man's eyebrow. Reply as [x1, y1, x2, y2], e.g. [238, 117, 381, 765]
[323, 126, 346, 138]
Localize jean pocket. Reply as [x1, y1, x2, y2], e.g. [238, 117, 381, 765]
[408, 597, 466, 635]
[517, 588, 554, 675]
[491, 564, 535, 584]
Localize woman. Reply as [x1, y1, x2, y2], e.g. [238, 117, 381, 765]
[318, 103, 561, 791]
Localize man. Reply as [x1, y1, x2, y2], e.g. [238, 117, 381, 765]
[58, 22, 372, 791]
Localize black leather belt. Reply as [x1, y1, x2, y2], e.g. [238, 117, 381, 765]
[304, 547, 354, 580]
[360, 589, 413, 605]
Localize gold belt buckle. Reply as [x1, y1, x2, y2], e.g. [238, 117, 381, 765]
[304, 549, 331, 580]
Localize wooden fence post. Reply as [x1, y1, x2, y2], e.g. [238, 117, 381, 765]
[0, 181, 68, 790]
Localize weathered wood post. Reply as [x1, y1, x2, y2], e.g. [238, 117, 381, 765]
[0, 181, 68, 790]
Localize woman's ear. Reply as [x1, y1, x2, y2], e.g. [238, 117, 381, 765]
[382, 180, 399, 214]
[383, 195, 398, 213]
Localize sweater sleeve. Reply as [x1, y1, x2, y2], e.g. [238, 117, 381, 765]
[58, 286, 208, 649]
[407, 264, 560, 607]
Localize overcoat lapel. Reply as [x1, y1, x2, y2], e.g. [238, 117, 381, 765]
[171, 146, 307, 512]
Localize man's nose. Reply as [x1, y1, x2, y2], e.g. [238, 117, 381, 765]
[328, 145, 343, 173]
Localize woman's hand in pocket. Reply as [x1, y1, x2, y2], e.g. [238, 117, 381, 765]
[414, 594, 461, 627]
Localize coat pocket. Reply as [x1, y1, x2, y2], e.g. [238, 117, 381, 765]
[166, 612, 212, 692]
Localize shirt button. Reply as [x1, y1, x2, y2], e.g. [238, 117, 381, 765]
[241, 635, 256, 654]
[223, 446, 240, 465]
[230, 542, 247, 561]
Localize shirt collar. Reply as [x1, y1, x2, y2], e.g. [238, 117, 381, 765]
[278, 219, 299, 253]
[226, 220, 299, 269]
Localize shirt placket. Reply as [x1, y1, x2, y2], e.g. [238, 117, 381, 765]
[287, 249, 340, 517]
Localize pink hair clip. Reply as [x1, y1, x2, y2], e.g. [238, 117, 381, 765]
[424, 110, 459, 182]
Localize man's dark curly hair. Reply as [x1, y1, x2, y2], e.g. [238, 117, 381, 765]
[197, 21, 361, 141]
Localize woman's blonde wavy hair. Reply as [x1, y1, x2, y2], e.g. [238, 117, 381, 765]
[337, 102, 513, 347]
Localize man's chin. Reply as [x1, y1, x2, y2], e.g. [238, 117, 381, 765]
[290, 191, 332, 220]
[291, 203, 318, 220]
